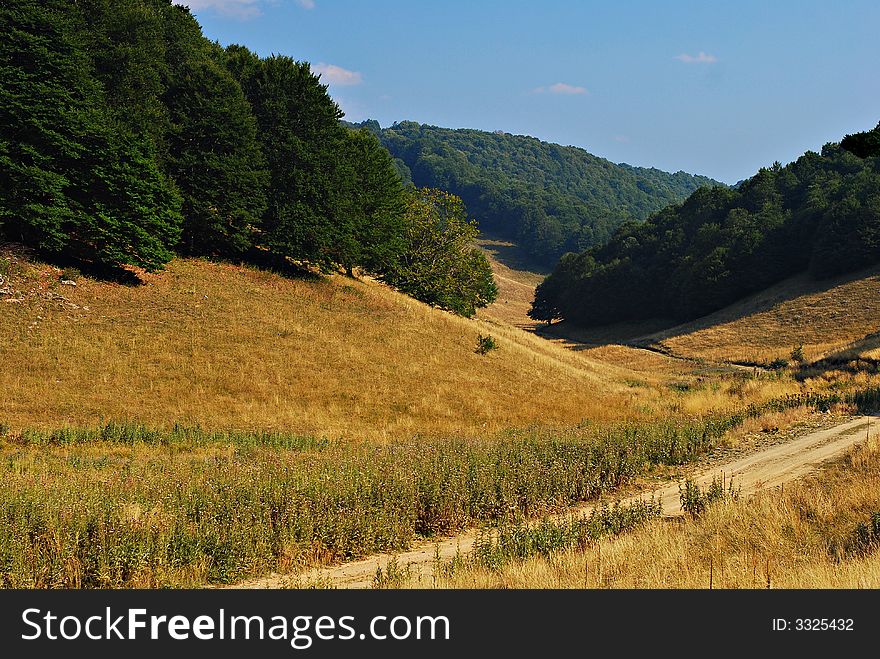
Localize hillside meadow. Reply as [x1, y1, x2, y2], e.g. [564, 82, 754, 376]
[5, 3, 880, 595]
[4, 248, 880, 589]
[2, 248, 639, 440]
[643, 264, 880, 367]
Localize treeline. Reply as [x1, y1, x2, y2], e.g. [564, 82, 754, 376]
[530, 122, 880, 326]
[0, 0, 495, 316]
[350, 120, 721, 267]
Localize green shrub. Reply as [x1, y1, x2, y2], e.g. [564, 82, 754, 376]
[372, 556, 413, 588]
[470, 498, 661, 571]
[475, 333, 498, 355]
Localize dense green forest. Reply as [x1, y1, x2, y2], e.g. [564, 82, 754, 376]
[349, 120, 721, 266]
[0, 0, 495, 316]
[530, 122, 880, 327]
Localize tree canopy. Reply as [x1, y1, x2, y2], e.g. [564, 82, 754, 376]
[380, 188, 498, 317]
[0, 0, 181, 272]
[841, 121, 880, 159]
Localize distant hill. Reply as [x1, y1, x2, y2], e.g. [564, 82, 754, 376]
[347, 120, 723, 267]
[531, 121, 880, 327]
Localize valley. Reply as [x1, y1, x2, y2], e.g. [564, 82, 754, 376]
[3, 240, 880, 589]
[3, 3, 880, 594]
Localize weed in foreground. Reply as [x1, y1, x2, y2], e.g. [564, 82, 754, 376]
[678, 474, 740, 518]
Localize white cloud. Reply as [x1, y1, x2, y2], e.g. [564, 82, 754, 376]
[533, 82, 588, 95]
[674, 51, 718, 64]
[313, 63, 363, 86]
[295, 0, 315, 8]
[612, 134, 630, 143]
[175, 0, 262, 19]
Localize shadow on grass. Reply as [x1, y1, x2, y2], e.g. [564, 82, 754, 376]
[794, 331, 880, 381]
[242, 248, 326, 283]
[8, 243, 148, 287]
[32, 244, 328, 287]
[537, 267, 880, 360]
[476, 234, 551, 276]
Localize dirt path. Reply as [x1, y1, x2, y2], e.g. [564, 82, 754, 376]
[231, 414, 875, 589]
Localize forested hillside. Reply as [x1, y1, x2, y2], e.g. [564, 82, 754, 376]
[0, 0, 495, 316]
[350, 120, 721, 266]
[531, 122, 880, 327]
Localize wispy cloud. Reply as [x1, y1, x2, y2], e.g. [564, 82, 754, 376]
[313, 63, 363, 87]
[295, 0, 315, 9]
[533, 82, 588, 95]
[175, 0, 262, 19]
[612, 134, 630, 143]
[674, 51, 718, 64]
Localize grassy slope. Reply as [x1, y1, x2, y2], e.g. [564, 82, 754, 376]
[479, 242, 880, 418]
[6, 240, 834, 439]
[382, 249, 880, 589]
[6, 243, 880, 588]
[643, 264, 880, 365]
[1, 247, 648, 440]
[476, 238, 546, 329]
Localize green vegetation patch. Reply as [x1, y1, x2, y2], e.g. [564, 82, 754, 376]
[2, 386, 877, 588]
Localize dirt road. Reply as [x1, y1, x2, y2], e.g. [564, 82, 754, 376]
[232, 414, 875, 589]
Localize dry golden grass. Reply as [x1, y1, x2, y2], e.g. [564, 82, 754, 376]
[676, 376, 800, 416]
[541, 340, 686, 375]
[473, 243, 802, 408]
[420, 435, 880, 589]
[723, 405, 817, 441]
[7, 236, 871, 444]
[1, 248, 656, 440]
[7, 242, 880, 589]
[476, 239, 546, 329]
[649, 265, 880, 365]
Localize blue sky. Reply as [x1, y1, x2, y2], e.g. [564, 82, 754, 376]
[179, 0, 880, 184]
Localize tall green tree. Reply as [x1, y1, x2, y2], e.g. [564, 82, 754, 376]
[0, 0, 181, 271]
[0, 0, 89, 251]
[330, 128, 406, 275]
[381, 188, 497, 317]
[78, 0, 170, 158]
[225, 46, 345, 268]
[78, 134, 182, 270]
[164, 14, 268, 257]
